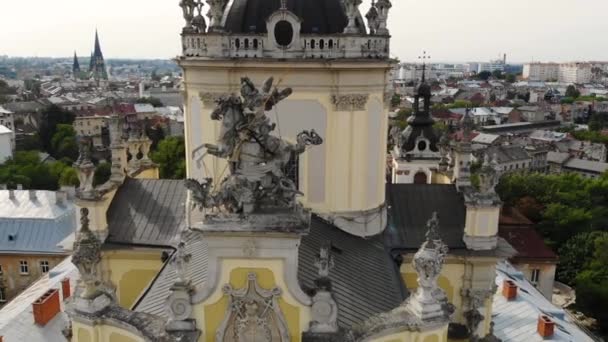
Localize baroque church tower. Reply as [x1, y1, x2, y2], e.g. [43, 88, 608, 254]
[180, 0, 394, 237]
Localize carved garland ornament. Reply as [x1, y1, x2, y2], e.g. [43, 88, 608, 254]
[331, 94, 369, 111]
[217, 273, 290, 342]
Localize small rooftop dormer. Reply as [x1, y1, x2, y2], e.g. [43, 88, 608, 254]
[179, 0, 392, 60]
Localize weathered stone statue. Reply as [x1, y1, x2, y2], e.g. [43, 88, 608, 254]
[186, 77, 323, 218]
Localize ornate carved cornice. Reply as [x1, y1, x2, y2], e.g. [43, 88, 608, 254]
[331, 94, 369, 111]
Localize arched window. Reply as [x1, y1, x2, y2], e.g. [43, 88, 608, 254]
[253, 39, 258, 49]
[310, 39, 315, 49]
[414, 172, 428, 184]
[319, 39, 325, 50]
[244, 38, 249, 49]
[235, 39, 241, 49]
[328, 39, 334, 49]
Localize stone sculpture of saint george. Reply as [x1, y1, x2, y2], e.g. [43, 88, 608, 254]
[186, 77, 323, 217]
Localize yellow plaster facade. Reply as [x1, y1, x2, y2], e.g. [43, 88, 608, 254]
[366, 325, 448, 342]
[73, 321, 145, 342]
[181, 60, 391, 225]
[464, 206, 500, 238]
[76, 188, 117, 235]
[194, 259, 311, 342]
[101, 249, 165, 309]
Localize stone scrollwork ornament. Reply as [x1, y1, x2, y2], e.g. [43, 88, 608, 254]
[309, 243, 339, 334]
[217, 273, 290, 342]
[330, 94, 369, 111]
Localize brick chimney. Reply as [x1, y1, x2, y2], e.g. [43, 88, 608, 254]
[61, 278, 71, 300]
[502, 279, 518, 300]
[32, 289, 60, 326]
[538, 315, 555, 338]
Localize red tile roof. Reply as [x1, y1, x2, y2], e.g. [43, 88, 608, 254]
[499, 227, 558, 262]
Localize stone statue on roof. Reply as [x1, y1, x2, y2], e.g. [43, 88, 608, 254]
[186, 77, 323, 217]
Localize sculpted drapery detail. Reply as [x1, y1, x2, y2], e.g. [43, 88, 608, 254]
[186, 77, 323, 216]
[331, 94, 369, 111]
[217, 273, 290, 342]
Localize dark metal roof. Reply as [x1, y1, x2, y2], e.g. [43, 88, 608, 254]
[485, 145, 531, 163]
[299, 216, 405, 328]
[385, 184, 467, 251]
[106, 178, 187, 246]
[136, 216, 404, 329]
[224, 0, 365, 35]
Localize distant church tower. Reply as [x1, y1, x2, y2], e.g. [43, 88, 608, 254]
[89, 30, 108, 81]
[392, 57, 442, 184]
[72, 51, 81, 76]
[178, 0, 394, 237]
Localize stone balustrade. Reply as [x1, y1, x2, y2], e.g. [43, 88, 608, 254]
[182, 33, 390, 60]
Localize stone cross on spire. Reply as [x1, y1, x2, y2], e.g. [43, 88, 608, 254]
[280, 0, 287, 10]
[315, 242, 335, 279]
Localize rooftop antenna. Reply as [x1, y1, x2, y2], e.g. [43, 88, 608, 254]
[418, 51, 430, 82]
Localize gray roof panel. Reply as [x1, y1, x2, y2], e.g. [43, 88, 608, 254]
[106, 178, 187, 246]
[385, 184, 467, 250]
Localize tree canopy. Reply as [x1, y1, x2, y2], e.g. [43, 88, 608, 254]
[565, 85, 581, 99]
[150, 136, 186, 179]
[0, 151, 78, 190]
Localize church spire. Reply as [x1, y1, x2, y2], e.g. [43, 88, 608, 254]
[73, 51, 81, 75]
[94, 29, 103, 59]
[89, 29, 108, 81]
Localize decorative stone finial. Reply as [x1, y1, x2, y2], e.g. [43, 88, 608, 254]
[365, 0, 379, 35]
[179, 0, 197, 32]
[374, 0, 392, 35]
[315, 243, 335, 280]
[73, 137, 99, 200]
[72, 208, 103, 300]
[478, 153, 500, 195]
[438, 133, 451, 171]
[406, 213, 450, 322]
[343, 0, 363, 34]
[309, 244, 339, 334]
[192, 0, 207, 33]
[206, 0, 227, 32]
[174, 241, 192, 284]
[165, 239, 197, 334]
[185, 76, 323, 217]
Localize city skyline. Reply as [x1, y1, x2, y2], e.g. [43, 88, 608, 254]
[1, 0, 608, 63]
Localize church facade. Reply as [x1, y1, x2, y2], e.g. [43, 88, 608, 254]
[64, 1, 509, 342]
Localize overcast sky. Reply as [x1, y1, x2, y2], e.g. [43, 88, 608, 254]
[1, 0, 607, 63]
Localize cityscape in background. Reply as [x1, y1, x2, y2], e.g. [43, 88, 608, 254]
[0, 1, 607, 341]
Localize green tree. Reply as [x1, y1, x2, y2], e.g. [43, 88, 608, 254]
[390, 94, 402, 108]
[93, 162, 112, 186]
[557, 231, 608, 284]
[59, 167, 80, 187]
[492, 70, 504, 79]
[38, 105, 75, 154]
[136, 97, 164, 107]
[0, 151, 59, 190]
[505, 73, 517, 83]
[565, 85, 581, 99]
[151, 137, 186, 179]
[477, 71, 492, 81]
[51, 124, 78, 162]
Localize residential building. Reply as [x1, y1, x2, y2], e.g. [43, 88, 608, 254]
[0, 257, 77, 341]
[547, 151, 608, 177]
[0, 125, 13, 162]
[499, 208, 558, 300]
[477, 59, 506, 73]
[523, 62, 593, 83]
[73, 115, 108, 148]
[523, 62, 559, 82]
[0, 106, 15, 150]
[559, 62, 592, 84]
[493, 261, 594, 341]
[0, 189, 75, 305]
[484, 145, 533, 173]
